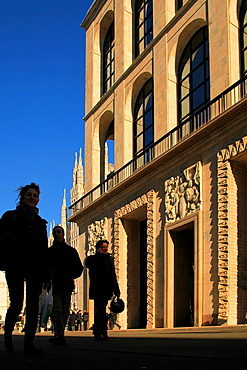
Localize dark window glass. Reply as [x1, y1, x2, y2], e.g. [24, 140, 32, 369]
[145, 92, 152, 110]
[192, 64, 205, 89]
[145, 127, 153, 146]
[144, 109, 153, 129]
[134, 79, 154, 160]
[192, 84, 205, 109]
[191, 46, 204, 69]
[178, 27, 210, 126]
[176, 0, 184, 12]
[146, 1, 152, 16]
[240, 0, 247, 76]
[103, 22, 115, 94]
[135, 0, 153, 58]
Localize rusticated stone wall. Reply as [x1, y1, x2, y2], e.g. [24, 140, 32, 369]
[217, 136, 247, 323]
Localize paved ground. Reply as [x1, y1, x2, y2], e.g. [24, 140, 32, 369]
[0, 326, 247, 369]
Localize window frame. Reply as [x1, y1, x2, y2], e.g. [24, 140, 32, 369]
[177, 26, 210, 127]
[133, 78, 154, 162]
[175, 0, 184, 12]
[102, 21, 115, 94]
[134, 0, 153, 58]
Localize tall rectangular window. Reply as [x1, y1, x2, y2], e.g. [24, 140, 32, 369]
[135, 0, 153, 58]
[134, 78, 154, 163]
[178, 27, 210, 130]
[103, 22, 115, 94]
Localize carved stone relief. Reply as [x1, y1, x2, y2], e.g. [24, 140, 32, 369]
[87, 217, 107, 255]
[217, 136, 247, 322]
[164, 162, 202, 223]
[114, 190, 155, 327]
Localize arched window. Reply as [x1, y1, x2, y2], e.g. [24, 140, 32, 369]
[240, 0, 247, 77]
[99, 113, 114, 182]
[175, 0, 184, 12]
[105, 120, 115, 177]
[135, 0, 153, 58]
[177, 27, 210, 127]
[133, 79, 154, 163]
[103, 22, 115, 94]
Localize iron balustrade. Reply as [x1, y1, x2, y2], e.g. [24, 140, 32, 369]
[69, 75, 247, 215]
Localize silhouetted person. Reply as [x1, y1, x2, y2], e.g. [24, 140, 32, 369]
[48, 226, 83, 345]
[0, 183, 48, 354]
[83, 310, 89, 331]
[76, 310, 82, 331]
[85, 239, 120, 340]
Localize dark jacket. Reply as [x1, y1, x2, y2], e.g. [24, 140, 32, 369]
[0, 204, 48, 274]
[85, 252, 120, 300]
[48, 240, 83, 293]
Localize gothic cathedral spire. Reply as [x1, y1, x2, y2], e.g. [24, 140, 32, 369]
[70, 148, 84, 204]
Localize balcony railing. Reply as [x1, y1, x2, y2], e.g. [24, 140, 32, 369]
[69, 75, 247, 216]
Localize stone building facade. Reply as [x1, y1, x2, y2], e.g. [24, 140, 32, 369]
[68, 0, 247, 329]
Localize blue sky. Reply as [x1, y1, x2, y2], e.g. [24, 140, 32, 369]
[0, 0, 93, 228]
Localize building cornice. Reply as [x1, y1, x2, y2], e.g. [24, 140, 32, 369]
[81, 0, 107, 30]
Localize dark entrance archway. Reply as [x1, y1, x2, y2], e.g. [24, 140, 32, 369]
[171, 223, 194, 327]
[140, 218, 147, 328]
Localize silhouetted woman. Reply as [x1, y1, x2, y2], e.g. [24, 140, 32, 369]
[85, 239, 120, 341]
[0, 183, 48, 354]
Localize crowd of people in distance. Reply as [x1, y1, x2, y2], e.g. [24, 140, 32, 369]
[67, 310, 89, 331]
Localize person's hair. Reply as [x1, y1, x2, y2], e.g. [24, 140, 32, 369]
[95, 239, 109, 249]
[53, 225, 65, 235]
[16, 182, 41, 205]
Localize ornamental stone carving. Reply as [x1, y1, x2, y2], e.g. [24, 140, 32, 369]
[114, 190, 155, 327]
[217, 136, 247, 323]
[87, 218, 107, 255]
[164, 162, 202, 223]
